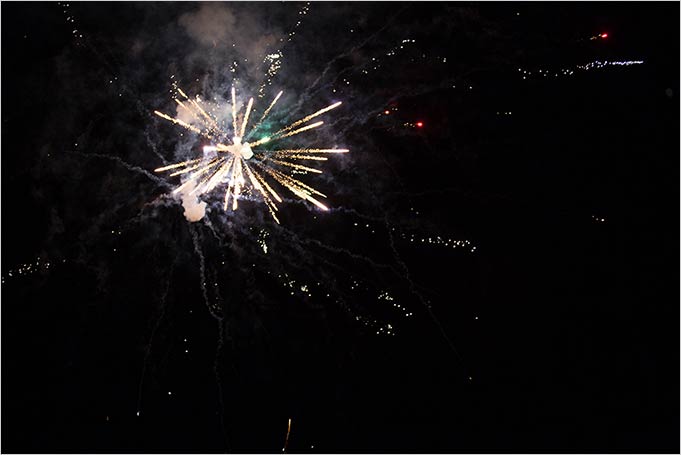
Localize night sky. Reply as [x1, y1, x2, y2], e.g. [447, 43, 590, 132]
[2, 2, 679, 453]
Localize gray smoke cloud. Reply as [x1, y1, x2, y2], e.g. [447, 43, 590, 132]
[177, 2, 281, 78]
[180, 179, 208, 222]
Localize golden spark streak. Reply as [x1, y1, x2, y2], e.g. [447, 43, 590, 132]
[175, 99, 205, 127]
[250, 121, 324, 147]
[275, 154, 329, 161]
[203, 158, 235, 193]
[248, 90, 283, 138]
[174, 96, 220, 136]
[240, 97, 254, 138]
[176, 88, 209, 124]
[244, 163, 280, 223]
[173, 177, 199, 195]
[231, 158, 244, 210]
[273, 101, 341, 137]
[251, 165, 283, 202]
[283, 418, 292, 453]
[282, 179, 329, 211]
[231, 86, 238, 134]
[154, 158, 203, 172]
[171, 159, 223, 194]
[258, 163, 327, 198]
[278, 121, 324, 139]
[273, 148, 349, 154]
[169, 158, 218, 176]
[243, 162, 266, 198]
[260, 164, 313, 193]
[224, 160, 237, 210]
[189, 98, 221, 131]
[154, 110, 208, 137]
[190, 158, 226, 195]
[270, 159, 323, 174]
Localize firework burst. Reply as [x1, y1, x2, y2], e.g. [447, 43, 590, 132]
[153, 85, 347, 223]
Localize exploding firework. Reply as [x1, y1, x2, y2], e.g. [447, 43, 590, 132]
[153, 85, 347, 223]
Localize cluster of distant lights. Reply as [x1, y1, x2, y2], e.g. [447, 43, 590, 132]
[284, 2, 309, 42]
[400, 233, 476, 252]
[336, 38, 429, 95]
[402, 121, 425, 129]
[2, 258, 55, 283]
[592, 215, 606, 223]
[347, 292, 399, 336]
[589, 33, 609, 40]
[256, 3, 310, 96]
[376, 107, 425, 129]
[277, 274, 316, 298]
[350, 219, 475, 254]
[354, 313, 396, 336]
[57, 3, 83, 41]
[342, 35, 471, 99]
[272, 271, 415, 334]
[257, 229, 270, 254]
[358, 39, 417, 76]
[379, 291, 413, 318]
[518, 59, 644, 80]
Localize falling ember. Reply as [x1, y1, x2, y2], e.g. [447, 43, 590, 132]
[153, 84, 347, 223]
[282, 418, 292, 453]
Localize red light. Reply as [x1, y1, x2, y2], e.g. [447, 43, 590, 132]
[416, 121, 423, 128]
[601, 33, 608, 38]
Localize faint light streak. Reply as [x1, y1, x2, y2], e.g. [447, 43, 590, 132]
[518, 59, 644, 80]
[282, 418, 292, 453]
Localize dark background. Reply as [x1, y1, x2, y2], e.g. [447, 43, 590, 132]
[2, 2, 679, 453]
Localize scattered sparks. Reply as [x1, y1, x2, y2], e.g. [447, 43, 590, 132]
[153, 85, 347, 223]
[517, 59, 644, 80]
[2, 257, 52, 283]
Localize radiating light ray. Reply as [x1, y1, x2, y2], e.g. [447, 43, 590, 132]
[189, 98, 221, 132]
[204, 158, 235, 193]
[258, 163, 327, 198]
[244, 163, 281, 223]
[171, 159, 223, 195]
[251, 121, 324, 147]
[270, 148, 349, 154]
[251, 166, 283, 203]
[175, 99, 206, 128]
[248, 90, 283, 139]
[154, 110, 208, 137]
[169, 158, 218, 177]
[240, 98, 254, 138]
[231, 86, 238, 134]
[274, 101, 341, 136]
[276, 154, 329, 161]
[270, 159, 323, 174]
[154, 84, 346, 220]
[174, 85, 222, 133]
[224, 163, 236, 210]
[154, 158, 203, 172]
[190, 159, 227, 195]
[231, 158, 243, 210]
